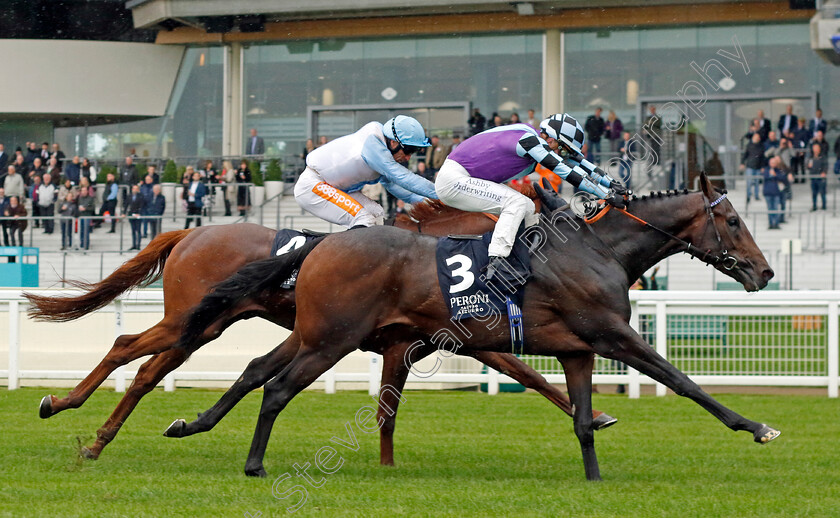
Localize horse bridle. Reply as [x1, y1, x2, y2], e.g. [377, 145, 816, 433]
[602, 191, 739, 271]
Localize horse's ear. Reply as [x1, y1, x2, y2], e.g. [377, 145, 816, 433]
[541, 177, 556, 194]
[698, 170, 714, 199]
[534, 179, 563, 213]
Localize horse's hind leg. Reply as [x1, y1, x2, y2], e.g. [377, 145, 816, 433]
[164, 337, 301, 438]
[378, 341, 434, 466]
[469, 351, 617, 430]
[41, 322, 176, 418]
[243, 333, 355, 477]
[81, 348, 188, 459]
[559, 353, 600, 481]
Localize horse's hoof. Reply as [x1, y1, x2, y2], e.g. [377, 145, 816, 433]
[163, 419, 187, 438]
[593, 413, 618, 431]
[80, 446, 99, 460]
[39, 395, 54, 419]
[244, 465, 267, 478]
[754, 424, 781, 444]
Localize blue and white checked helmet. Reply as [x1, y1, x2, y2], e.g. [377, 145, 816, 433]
[540, 113, 585, 157]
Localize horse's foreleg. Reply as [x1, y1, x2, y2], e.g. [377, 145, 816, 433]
[244, 334, 355, 478]
[82, 348, 188, 459]
[41, 324, 174, 418]
[559, 353, 600, 481]
[164, 337, 301, 438]
[599, 325, 780, 443]
[469, 351, 616, 429]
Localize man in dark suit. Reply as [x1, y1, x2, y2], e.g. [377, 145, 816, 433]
[247, 128, 265, 156]
[183, 171, 207, 228]
[147, 183, 166, 239]
[777, 104, 797, 138]
[755, 110, 771, 142]
[808, 109, 827, 139]
[125, 183, 146, 250]
[0, 144, 8, 173]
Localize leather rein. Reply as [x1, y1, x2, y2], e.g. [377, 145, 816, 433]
[584, 192, 738, 271]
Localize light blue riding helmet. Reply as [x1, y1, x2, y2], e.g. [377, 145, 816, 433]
[383, 115, 431, 149]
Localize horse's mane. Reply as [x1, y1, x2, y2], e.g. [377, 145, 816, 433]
[407, 182, 537, 223]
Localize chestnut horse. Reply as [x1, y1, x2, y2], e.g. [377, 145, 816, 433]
[173, 174, 779, 480]
[25, 196, 613, 462]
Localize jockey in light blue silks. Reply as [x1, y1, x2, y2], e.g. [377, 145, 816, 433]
[295, 115, 438, 228]
[435, 113, 628, 279]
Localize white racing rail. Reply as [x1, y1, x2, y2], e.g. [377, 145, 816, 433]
[1, 290, 838, 398]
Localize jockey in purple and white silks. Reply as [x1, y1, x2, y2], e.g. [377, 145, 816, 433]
[435, 113, 628, 279]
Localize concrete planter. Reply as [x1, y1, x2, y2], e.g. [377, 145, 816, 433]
[251, 185, 265, 206]
[264, 181, 283, 200]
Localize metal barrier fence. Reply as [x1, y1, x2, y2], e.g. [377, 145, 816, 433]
[1, 290, 837, 397]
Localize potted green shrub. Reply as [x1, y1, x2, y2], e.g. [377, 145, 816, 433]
[250, 160, 265, 206]
[160, 159, 179, 209]
[263, 159, 284, 199]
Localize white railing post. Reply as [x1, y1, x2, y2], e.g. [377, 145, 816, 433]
[368, 353, 378, 396]
[8, 300, 20, 390]
[828, 301, 838, 398]
[324, 367, 336, 394]
[113, 299, 126, 393]
[655, 301, 667, 397]
[164, 372, 175, 392]
[487, 367, 500, 395]
[628, 298, 641, 398]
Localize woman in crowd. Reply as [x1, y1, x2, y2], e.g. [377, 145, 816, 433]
[220, 160, 235, 217]
[81, 157, 97, 185]
[235, 159, 252, 216]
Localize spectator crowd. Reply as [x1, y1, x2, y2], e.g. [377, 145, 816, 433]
[0, 142, 251, 251]
[738, 104, 834, 229]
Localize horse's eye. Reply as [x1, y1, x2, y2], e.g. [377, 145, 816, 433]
[727, 217, 739, 227]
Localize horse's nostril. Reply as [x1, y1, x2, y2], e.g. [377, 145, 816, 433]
[762, 269, 775, 281]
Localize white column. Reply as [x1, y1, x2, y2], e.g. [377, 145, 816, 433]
[828, 301, 838, 398]
[8, 300, 20, 390]
[223, 42, 244, 157]
[655, 302, 667, 397]
[113, 299, 126, 393]
[542, 30, 564, 117]
[628, 298, 640, 399]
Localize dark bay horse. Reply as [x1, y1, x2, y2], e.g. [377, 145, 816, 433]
[25, 196, 613, 462]
[173, 173, 779, 480]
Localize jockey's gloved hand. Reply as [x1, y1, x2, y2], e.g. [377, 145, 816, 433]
[605, 191, 626, 210]
[609, 180, 631, 196]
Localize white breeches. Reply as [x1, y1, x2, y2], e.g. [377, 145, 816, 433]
[435, 159, 538, 258]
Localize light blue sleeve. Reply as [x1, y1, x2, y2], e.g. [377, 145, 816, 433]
[361, 135, 438, 200]
[381, 178, 427, 204]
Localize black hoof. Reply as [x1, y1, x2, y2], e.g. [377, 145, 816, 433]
[754, 424, 781, 444]
[163, 419, 187, 438]
[80, 446, 99, 460]
[244, 465, 267, 478]
[593, 413, 618, 431]
[39, 395, 54, 419]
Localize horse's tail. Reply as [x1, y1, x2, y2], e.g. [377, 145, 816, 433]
[176, 236, 325, 352]
[24, 229, 195, 322]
